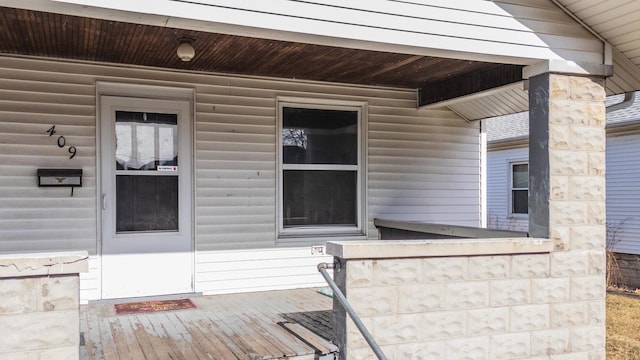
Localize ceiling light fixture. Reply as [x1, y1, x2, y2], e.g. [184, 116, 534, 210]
[176, 39, 195, 62]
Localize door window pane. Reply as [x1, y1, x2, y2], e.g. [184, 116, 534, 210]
[282, 107, 357, 165]
[115, 111, 178, 170]
[283, 170, 357, 226]
[116, 175, 179, 232]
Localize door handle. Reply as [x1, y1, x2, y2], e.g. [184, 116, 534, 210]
[102, 194, 107, 210]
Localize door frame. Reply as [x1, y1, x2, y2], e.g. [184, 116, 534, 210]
[96, 82, 196, 299]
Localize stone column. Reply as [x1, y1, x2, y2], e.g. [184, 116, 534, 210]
[528, 73, 607, 358]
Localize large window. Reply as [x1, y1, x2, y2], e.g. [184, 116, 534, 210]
[510, 162, 528, 215]
[278, 98, 365, 239]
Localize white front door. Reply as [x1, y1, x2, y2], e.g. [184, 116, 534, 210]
[100, 96, 193, 299]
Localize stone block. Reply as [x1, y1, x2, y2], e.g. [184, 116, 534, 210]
[586, 102, 606, 127]
[571, 276, 605, 301]
[571, 326, 605, 352]
[445, 336, 489, 360]
[550, 74, 570, 99]
[550, 149, 588, 176]
[512, 254, 550, 278]
[551, 226, 571, 251]
[550, 302, 587, 327]
[421, 311, 466, 340]
[550, 175, 569, 201]
[587, 250, 606, 275]
[372, 314, 421, 344]
[397, 284, 444, 313]
[423, 257, 467, 281]
[549, 125, 571, 150]
[587, 152, 605, 176]
[38, 275, 79, 312]
[490, 279, 530, 306]
[445, 281, 489, 309]
[531, 328, 570, 356]
[467, 256, 510, 280]
[0, 310, 78, 353]
[490, 332, 531, 359]
[348, 287, 397, 316]
[510, 304, 550, 331]
[532, 278, 570, 303]
[551, 251, 588, 277]
[0, 278, 38, 315]
[348, 344, 397, 360]
[568, 176, 605, 201]
[468, 307, 509, 335]
[346, 260, 373, 288]
[570, 77, 606, 102]
[587, 350, 606, 360]
[569, 127, 605, 151]
[373, 259, 421, 286]
[588, 301, 605, 324]
[550, 201, 588, 226]
[586, 202, 606, 225]
[570, 226, 605, 250]
[550, 352, 589, 360]
[397, 341, 445, 360]
[0, 346, 80, 360]
[347, 317, 374, 349]
[345, 346, 373, 360]
[550, 100, 588, 126]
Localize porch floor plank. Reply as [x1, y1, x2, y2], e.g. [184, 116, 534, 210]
[80, 288, 337, 360]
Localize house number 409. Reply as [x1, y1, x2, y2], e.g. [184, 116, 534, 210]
[47, 125, 77, 159]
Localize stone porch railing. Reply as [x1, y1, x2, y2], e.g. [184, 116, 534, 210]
[327, 237, 605, 359]
[0, 252, 88, 360]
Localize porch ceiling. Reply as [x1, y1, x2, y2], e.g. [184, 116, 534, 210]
[0, 7, 506, 90]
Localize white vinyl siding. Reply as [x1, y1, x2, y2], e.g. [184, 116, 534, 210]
[0, 55, 481, 300]
[195, 247, 332, 295]
[23, 0, 602, 65]
[486, 147, 529, 232]
[606, 133, 640, 255]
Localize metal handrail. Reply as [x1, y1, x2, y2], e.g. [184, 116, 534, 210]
[317, 262, 388, 360]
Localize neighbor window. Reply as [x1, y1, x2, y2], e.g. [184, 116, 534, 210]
[278, 99, 365, 239]
[510, 162, 528, 215]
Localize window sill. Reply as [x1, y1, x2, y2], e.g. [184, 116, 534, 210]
[277, 233, 368, 246]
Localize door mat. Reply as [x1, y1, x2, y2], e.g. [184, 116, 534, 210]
[114, 298, 196, 315]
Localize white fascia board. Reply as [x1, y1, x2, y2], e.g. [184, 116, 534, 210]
[523, 58, 614, 79]
[2, 0, 603, 67]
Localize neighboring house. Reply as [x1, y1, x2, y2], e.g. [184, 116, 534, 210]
[485, 92, 640, 288]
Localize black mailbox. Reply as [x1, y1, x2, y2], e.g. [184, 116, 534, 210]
[37, 168, 83, 187]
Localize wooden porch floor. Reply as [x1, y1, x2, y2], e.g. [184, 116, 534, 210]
[80, 288, 338, 360]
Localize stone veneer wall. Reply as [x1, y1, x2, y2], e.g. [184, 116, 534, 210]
[0, 252, 88, 360]
[333, 250, 604, 359]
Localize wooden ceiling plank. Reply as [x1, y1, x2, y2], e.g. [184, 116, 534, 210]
[419, 64, 524, 107]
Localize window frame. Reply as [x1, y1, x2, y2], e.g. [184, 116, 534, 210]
[508, 161, 529, 217]
[276, 97, 367, 241]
